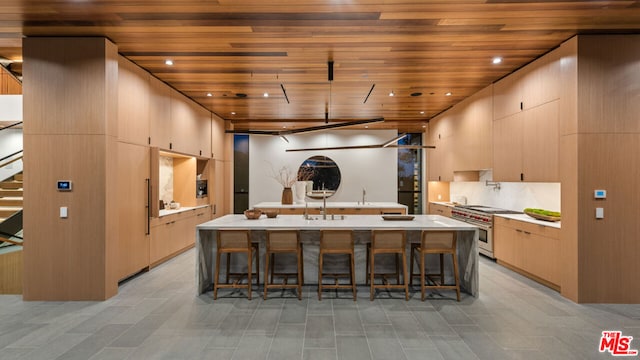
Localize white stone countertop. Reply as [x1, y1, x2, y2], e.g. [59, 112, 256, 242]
[159, 205, 209, 217]
[197, 214, 477, 231]
[429, 201, 458, 207]
[494, 213, 561, 229]
[252, 201, 408, 209]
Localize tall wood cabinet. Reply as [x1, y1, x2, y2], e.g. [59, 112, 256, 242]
[492, 49, 561, 182]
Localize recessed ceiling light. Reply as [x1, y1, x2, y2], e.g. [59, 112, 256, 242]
[165, 59, 173, 66]
[445, 92, 452, 96]
[263, 92, 269, 97]
[389, 91, 395, 97]
[231, 112, 236, 115]
[365, 125, 369, 129]
[420, 111, 425, 115]
[422, 125, 426, 128]
[206, 93, 212, 97]
[492, 57, 503, 64]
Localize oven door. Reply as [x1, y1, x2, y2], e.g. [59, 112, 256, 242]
[477, 226, 493, 258]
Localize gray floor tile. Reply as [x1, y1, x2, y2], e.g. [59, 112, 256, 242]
[267, 324, 305, 360]
[364, 324, 407, 360]
[336, 335, 371, 360]
[55, 324, 132, 360]
[305, 315, 335, 348]
[303, 348, 338, 360]
[279, 299, 308, 324]
[2, 250, 640, 360]
[334, 308, 364, 335]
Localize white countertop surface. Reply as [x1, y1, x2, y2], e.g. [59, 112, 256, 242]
[430, 201, 458, 207]
[253, 201, 408, 209]
[159, 205, 209, 217]
[494, 213, 561, 228]
[197, 214, 477, 231]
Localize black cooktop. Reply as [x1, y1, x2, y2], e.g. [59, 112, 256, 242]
[456, 205, 523, 215]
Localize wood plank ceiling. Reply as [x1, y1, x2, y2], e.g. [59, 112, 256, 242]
[1, 1, 639, 132]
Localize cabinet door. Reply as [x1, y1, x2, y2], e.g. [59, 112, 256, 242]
[197, 108, 212, 158]
[521, 50, 561, 110]
[493, 69, 524, 120]
[118, 58, 150, 145]
[492, 112, 524, 181]
[519, 231, 560, 286]
[149, 76, 172, 149]
[211, 113, 225, 159]
[170, 89, 200, 155]
[429, 203, 451, 217]
[493, 223, 521, 266]
[117, 143, 150, 280]
[522, 101, 559, 182]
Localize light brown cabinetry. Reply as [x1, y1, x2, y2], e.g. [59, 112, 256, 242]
[493, 216, 560, 290]
[493, 100, 559, 182]
[429, 203, 452, 217]
[427, 85, 492, 180]
[118, 57, 150, 146]
[149, 76, 172, 149]
[116, 142, 151, 280]
[494, 50, 560, 121]
[150, 206, 210, 266]
[427, 116, 454, 182]
[0, 69, 21, 94]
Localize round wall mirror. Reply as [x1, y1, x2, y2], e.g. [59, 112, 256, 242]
[297, 155, 341, 199]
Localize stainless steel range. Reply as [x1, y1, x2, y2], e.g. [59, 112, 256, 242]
[451, 205, 522, 258]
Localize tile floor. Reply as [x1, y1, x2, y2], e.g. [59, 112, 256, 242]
[1, 249, 639, 360]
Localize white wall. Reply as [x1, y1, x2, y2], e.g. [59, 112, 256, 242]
[249, 130, 398, 207]
[449, 170, 561, 212]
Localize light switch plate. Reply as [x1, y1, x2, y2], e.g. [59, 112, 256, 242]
[596, 207, 604, 219]
[60, 207, 68, 218]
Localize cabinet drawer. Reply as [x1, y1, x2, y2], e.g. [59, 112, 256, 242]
[494, 217, 559, 239]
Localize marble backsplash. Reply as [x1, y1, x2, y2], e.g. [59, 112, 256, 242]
[449, 170, 561, 212]
[159, 156, 174, 204]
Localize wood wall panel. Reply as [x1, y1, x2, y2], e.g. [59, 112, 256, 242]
[23, 38, 116, 136]
[577, 134, 640, 303]
[0, 249, 23, 294]
[23, 135, 113, 300]
[173, 157, 197, 208]
[118, 56, 150, 145]
[577, 35, 640, 134]
[23, 37, 119, 301]
[211, 113, 225, 159]
[0, 68, 21, 95]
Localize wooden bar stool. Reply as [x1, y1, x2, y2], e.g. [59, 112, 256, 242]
[410, 230, 460, 301]
[369, 230, 409, 300]
[214, 229, 259, 300]
[263, 230, 304, 300]
[318, 229, 356, 301]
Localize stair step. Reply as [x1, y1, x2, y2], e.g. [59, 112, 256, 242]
[0, 198, 22, 207]
[0, 189, 22, 197]
[0, 182, 22, 189]
[13, 173, 23, 181]
[0, 207, 21, 217]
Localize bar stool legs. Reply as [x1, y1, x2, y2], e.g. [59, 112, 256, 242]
[369, 230, 409, 301]
[410, 230, 460, 301]
[318, 230, 356, 301]
[263, 230, 304, 300]
[213, 229, 258, 300]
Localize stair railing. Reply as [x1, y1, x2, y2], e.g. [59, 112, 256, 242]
[0, 149, 22, 171]
[0, 121, 22, 132]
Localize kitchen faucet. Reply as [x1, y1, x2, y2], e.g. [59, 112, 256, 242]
[362, 188, 366, 205]
[322, 191, 327, 219]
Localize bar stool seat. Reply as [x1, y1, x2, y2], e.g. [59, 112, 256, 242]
[264, 230, 304, 300]
[318, 229, 356, 301]
[410, 230, 460, 301]
[368, 230, 409, 301]
[214, 229, 259, 300]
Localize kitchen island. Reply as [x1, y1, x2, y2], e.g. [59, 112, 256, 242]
[252, 201, 408, 215]
[196, 214, 479, 297]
